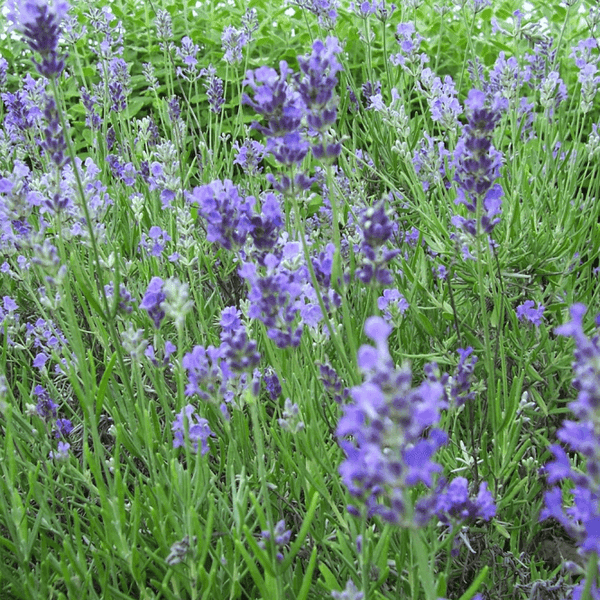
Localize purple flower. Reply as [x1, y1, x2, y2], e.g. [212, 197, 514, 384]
[145, 340, 176, 368]
[103, 57, 130, 112]
[139, 226, 171, 257]
[418, 68, 462, 131]
[293, 0, 339, 29]
[105, 281, 135, 315]
[34, 384, 58, 420]
[242, 61, 304, 138]
[41, 96, 69, 168]
[79, 86, 102, 129]
[249, 192, 283, 255]
[413, 133, 450, 191]
[238, 247, 306, 349]
[449, 347, 478, 407]
[259, 520, 291, 561]
[318, 361, 349, 404]
[52, 417, 72, 438]
[49, 440, 70, 460]
[182, 345, 231, 404]
[377, 288, 408, 322]
[202, 65, 224, 114]
[452, 89, 504, 236]
[7, 0, 70, 77]
[337, 317, 448, 524]
[264, 368, 282, 400]
[221, 25, 249, 65]
[175, 35, 200, 79]
[389, 23, 428, 77]
[139, 277, 166, 328]
[296, 37, 343, 129]
[355, 202, 400, 286]
[219, 308, 261, 374]
[429, 477, 496, 525]
[188, 180, 254, 252]
[266, 132, 309, 166]
[540, 304, 600, 585]
[232, 139, 266, 176]
[516, 300, 545, 326]
[172, 405, 214, 456]
[331, 580, 363, 600]
[571, 39, 600, 113]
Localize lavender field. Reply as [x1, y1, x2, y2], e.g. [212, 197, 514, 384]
[1, 0, 600, 598]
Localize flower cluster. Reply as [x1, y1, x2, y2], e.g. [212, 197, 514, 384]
[7, 0, 70, 78]
[31, 384, 72, 460]
[188, 180, 254, 252]
[337, 317, 448, 524]
[243, 37, 343, 182]
[516, 300, 545, 326]
[219, 306, 261, 374]
[355, 201, 400, 286]
[451, 89, 504, 239]
[258, 520, 291, 562]
[541, 304, 600, 597]
[389, 22, 428, 77]
[172, 405, 214, 456]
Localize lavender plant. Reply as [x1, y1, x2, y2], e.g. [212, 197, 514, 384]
[1, 0, 600, 599]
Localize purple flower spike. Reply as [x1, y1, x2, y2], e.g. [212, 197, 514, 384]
[452, 89, 504, 239]
[140, 277, 166, 328]
[516, 300, 545, 326]
[172, 404, 214, 456]
[243, 61, 304, 138]
[7, 0, 70, 77]
[34, 384, 58, 420]
[188, 179, 255, 252]
[541, 304, 600, 590]
[337, 317, 448, 525]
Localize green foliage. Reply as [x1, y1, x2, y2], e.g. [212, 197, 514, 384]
[1, 0, 600, 598]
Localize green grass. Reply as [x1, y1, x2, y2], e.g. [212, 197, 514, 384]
[1, 0, 600, 598]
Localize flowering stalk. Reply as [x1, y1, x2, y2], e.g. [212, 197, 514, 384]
[541, 304, 600, 599]
[8, 2, 138, 423]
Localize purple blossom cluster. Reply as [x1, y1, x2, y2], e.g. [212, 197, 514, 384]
[293, 0, 339, 29]
[541, 305, 600, 596]
[140, 277, 166, 328]
[243, 37, 343, 176]
[318, 361, 349, 404]
[7, 0, 69, 78]
[0, 296, 20, 346]
[355, 201, 400, 286]
[337, 317, 448, 524]
[417, 68, 462, 131]
[450, 347, 478, 408]
[202, 65, 224, 114]
[516, 300, 545, 326]
[571, 38, 600, 114]
[426, 476, 495, 527]
[25, 317, 70, 373]
[451, 89, 504, 240]
[188, 180, 255, 252]
[238, 246, 306, 349]
[377, 288, 408, 323]
[389, 23, 428, 77]
[172, 405, 214, 456]
[32, 384, 72, 460]
[258, 519, 291, 562]
[219, 306, 261, 373]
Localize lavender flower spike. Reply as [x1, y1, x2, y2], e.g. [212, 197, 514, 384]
[7, 0, 70, 77]
[337, 316, 448, 524]
[541, 304, 600, 596]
